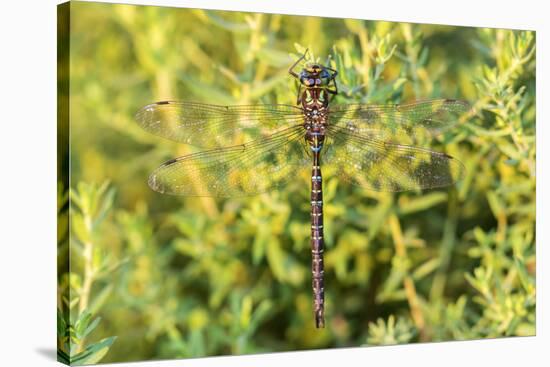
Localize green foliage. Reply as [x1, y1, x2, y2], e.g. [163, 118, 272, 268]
[58, 309, 117, 365]
[59, 2, 535, 364]
[365, 315, 416, 345]
[57, 182, 118, 364]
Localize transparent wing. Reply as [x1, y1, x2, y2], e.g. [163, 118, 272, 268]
[148, 125, 309, 197]
[324, 125, 465, 192]
[135, 101, 305, 148]
[329, 99, 470, 144]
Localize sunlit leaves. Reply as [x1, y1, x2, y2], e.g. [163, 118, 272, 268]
[373, 34, 397, 65]
[365, 315, 416, 345]
[59, 181, 118, 364]
[57, 308, 117, 365]
[397, 192, 448, 215]
[459, 26, 536, 341]
[70, 336, 118, 365]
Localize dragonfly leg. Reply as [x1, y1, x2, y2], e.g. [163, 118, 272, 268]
[325, 65, 337, 73]
[325, 66, 338, 84]
[325, 67, 339, 98]
[325, 67, 338, 78]
[296, 83, 303, 105]
[326, 84, 338, 95]
[289, 49, 309, 79]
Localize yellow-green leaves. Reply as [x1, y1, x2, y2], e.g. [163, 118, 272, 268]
[59, 181, 118, 364]
[397, 192, 448, 215]
[373, 34, 397, 65]
[365, 315, 416, 345]
[57, 308, 117, 365]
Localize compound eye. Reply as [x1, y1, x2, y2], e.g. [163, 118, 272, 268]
[307, 78, 315, 86]
[315, 79, 321, 85]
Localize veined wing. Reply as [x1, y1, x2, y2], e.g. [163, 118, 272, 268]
[324, 125, 465, 192]
[328, 99, 470, 144]
[135, 101, 304, 148]
[148, 125, 308, 197]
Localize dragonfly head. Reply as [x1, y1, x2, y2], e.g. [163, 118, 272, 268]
[300, 63, 332, 88]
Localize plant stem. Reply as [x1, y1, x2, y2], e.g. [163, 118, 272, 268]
[388, 214, 426, 339]
[430, 191, 459, 301]
[77, 215, 95, 352]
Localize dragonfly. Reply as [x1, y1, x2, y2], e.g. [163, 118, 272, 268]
[135, 50, 469, 329]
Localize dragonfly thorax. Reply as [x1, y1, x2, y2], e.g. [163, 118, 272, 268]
[301, 87, 330, 110]
[289, 53, 338, 111]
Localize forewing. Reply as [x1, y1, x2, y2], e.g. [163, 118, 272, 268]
[135, 101, 304, 148]
[148, 125, 308, 197]
[329, 99, 470, 144]
[324, 125, 465, 192]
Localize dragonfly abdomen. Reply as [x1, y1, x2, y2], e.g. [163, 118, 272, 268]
[310, 137, 325, 328]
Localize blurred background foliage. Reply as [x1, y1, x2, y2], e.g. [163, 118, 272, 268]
[57, 1, 535, 364]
